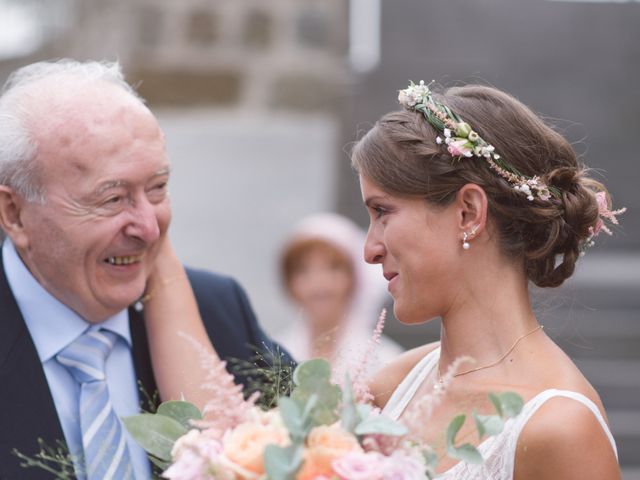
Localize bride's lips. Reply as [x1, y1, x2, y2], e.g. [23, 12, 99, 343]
[384, 271, 399, 292]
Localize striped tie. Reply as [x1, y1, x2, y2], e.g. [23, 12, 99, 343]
[57, 329, 134, 480]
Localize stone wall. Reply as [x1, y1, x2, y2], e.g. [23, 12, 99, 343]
[51, 0, 351, 112]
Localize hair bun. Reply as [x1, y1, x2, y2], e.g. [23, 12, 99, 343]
[525, 168, 600, 287]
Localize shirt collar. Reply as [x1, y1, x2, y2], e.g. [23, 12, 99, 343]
[2, 239, 132, 362]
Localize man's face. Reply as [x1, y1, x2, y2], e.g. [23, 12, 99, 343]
[15, 86, 171, 322]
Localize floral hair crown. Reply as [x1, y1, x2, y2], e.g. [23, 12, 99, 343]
[398, 80, 626, 252]
[398, 80, 552, 202]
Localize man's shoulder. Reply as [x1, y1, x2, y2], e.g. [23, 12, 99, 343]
[183, 266, 252, 318]
[185, 265, 239, 292]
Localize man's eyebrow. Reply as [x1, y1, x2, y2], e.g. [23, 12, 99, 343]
[94, 180, 128, 196]
[92, 168, 171, 197]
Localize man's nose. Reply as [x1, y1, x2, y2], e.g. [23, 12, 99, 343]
[364, 226, 385, 264]
[124, 198, 160, 244]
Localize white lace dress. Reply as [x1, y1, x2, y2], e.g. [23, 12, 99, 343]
[382, 348, 618, 479]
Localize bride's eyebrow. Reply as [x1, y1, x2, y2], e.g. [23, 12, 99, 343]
[364, 195, 389, 207]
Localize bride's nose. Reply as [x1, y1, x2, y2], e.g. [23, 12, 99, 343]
[364, 228, 385, 264]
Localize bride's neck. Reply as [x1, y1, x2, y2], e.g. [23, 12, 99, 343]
[438, 257, 539, 374]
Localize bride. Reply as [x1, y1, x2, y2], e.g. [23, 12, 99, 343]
[142, 81, 622, 479]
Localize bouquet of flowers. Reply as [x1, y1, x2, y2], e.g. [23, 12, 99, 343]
[123, 316, 524, 480]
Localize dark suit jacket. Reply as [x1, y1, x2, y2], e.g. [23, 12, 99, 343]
[0, 255, 291, 479]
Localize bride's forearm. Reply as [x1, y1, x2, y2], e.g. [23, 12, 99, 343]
[143, 240, 218, 411]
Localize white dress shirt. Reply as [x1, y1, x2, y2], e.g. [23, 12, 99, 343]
[2, 239, 151, 479]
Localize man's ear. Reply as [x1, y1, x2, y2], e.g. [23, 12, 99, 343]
[0, 186, 30, 249]
[454, 183, 488, 241]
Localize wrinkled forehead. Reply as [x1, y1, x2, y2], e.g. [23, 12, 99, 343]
[22, 79, 166, 171]
[29, 80, 160, 140]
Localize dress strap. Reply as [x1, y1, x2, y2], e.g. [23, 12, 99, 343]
[514, 389, 618, 460]
[382, 347, 440, 421]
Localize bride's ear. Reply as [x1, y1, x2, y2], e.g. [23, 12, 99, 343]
[455, 183, 488, 238]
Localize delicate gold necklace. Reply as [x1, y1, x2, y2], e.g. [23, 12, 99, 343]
[433, 325, 544, 392]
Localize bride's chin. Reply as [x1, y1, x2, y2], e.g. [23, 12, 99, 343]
[393, 303, 432, 326]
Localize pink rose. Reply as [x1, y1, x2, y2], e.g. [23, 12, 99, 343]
[380, 451, 427, 480]
[164, 430, 229, 480]
[332, 451, 385, 480]
[447, 139, 473, 158]
[222, 418, 289, 477]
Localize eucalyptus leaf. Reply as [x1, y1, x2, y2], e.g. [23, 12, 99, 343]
[356, 404, 372, 421]
[448, 443, 483, 464]
[472, 412, 505, 439]
[488, 393, 503, 417]
[264, 444, 303, 480]
[354, 414, 408, 437]
[278, 397, 306, 440]
[292, 359, 332, 387]
[340, 374, 360, 434]
[445, 414, 483, 463]
[446, 414, 466, 449]
[148, 455, 171, 471]
[157, 401, 202, 430]
[495, 392, 524, 418]
[122, 414, 187, 461]
[290, 362, 340, 427]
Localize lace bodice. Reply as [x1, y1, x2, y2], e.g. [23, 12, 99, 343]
[382, 348, 618, 479]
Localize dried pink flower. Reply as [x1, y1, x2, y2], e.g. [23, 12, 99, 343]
[401, 355, 474, 443]
[178, 332, 258, 436]
[349, 309, 387, 404]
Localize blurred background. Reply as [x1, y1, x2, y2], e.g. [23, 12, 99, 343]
[1, 0, 638, 475]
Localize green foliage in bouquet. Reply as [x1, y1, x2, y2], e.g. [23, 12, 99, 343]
[447, 392, 525, 464]
[16, 358, 525, 479]
[122, 400, 203, 470]
[228, 344, 296, 410]
[12, 439, 77, 479]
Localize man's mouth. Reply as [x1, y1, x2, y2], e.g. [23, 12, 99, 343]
[104, 254, 144, 266]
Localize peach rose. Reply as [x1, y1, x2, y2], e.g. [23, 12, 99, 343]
[222, 416, 289, 478]
[296, 425, 362, 480]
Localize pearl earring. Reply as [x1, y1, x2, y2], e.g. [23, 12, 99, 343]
[462, 226, 478, 250]
[462, 232, 470, 250]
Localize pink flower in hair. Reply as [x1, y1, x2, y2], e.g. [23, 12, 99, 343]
[447, 139, 473, 158]
[593, 191, 626, 236]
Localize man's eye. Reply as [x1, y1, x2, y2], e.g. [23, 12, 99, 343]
[105, 196, 122, 204]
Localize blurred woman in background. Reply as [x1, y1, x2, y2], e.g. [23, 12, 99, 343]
[277, 213, 403, 376]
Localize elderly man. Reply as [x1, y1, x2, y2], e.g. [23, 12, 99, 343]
[0, 60, 287, 479]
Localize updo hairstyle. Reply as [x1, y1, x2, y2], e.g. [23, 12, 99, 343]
[352, 85, 609, 288]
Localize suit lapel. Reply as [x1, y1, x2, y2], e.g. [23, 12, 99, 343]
[0, 253, 69, 479]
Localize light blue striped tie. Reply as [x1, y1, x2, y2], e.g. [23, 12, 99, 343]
[57, 329, 134, 480]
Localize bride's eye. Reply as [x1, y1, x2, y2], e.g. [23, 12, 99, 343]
[372, 206, 387, 219]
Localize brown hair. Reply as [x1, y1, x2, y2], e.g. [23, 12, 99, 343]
[281, 238, 355, 293]
[352, 84, 607, 288]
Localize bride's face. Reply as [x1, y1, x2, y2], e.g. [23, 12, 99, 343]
[360, 175, 461, 325]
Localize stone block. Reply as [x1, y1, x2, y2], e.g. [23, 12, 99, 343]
[243, 9, 272, 49]
[186, 8, 218, 46]
[129, 69, 243, 106]
[136, 5, 164, 48]
[271, 73, 344, 112]
[296, 6, 331, 49]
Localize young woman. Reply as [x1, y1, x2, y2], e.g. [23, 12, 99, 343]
[277, 213, 402, 375]
[143, 81, 623, 478]
[356, 82, 621, 478]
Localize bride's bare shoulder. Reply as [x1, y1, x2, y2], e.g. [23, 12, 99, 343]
[514, 392, 620, 479]
[369, 342, 440, 409]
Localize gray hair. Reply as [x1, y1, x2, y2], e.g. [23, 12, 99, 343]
[0, 59, 143, 202]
